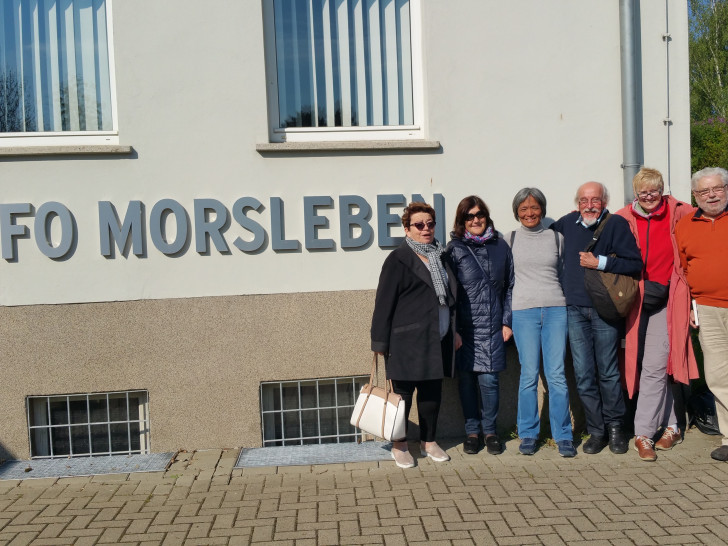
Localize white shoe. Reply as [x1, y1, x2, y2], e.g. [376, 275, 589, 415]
[390, 448, 415, 468]
[420, 443, 450, 462]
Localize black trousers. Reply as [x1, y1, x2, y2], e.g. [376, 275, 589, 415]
[390, 379, 443, 442]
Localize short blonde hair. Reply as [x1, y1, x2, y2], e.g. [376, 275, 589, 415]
[632, 167, 664, 195]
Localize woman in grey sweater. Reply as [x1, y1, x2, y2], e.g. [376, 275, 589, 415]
[506, 188, 575, 457]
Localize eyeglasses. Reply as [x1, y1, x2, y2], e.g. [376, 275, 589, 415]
[409, 220, 436, 231]
[464, 211, 486, 221]
[693, 184, 728, 197]
[637, 189, 662, 199]
[578, 198, 603, 206]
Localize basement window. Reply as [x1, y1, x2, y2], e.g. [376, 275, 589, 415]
[261, 376, 367, 446]
[27, 390, 149, 459]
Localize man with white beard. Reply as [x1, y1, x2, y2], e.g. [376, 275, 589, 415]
[551, 182, 642, 455]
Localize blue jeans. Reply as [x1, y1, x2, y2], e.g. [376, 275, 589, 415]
[458, 370, 499, 436]
[513, 307, 573, 442]
[567, 305, 625, 437]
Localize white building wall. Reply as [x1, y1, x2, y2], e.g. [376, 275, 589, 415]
[0, 0, 693, 459]
[0, 0, 691, 307]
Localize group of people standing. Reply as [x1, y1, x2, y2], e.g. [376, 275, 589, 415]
[371, 166, 728, 469]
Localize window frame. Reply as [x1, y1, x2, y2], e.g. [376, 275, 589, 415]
[260, 376, 368, 446]
[0, 0, 120, 148]
[261, 0, 425, 143]
[26, 390, 149, 459]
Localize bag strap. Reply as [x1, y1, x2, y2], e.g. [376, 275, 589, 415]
[553, 229, 560, 255]
[583, 212, 611, 254]
[356, 354, 396, 439]
[509, 231, 516, 248]
[465, 245, 493, 285]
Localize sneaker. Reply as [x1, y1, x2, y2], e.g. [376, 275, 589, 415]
[463, 435, 480, 455]
[519, 438, 538, 455]
[655, 427, 682, 450]
[710, 445, 728, 461]
[582, 434, 608, 454]
[485, 435, 502, 455]
[390, 447, 415, 468]
[557, 440, 577, 458]
[634, 435, 657, 461]
[420, 442, 450, 462]
[608, 424, 628, 454]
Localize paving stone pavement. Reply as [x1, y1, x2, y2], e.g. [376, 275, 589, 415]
[2, 429, 728, 545]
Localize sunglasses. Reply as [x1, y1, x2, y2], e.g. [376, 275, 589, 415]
[409, 220, 436, 231]
[464, 211, 486, 221]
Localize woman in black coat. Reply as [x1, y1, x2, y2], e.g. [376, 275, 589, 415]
[371, 202, 459, 469]
[445, 196, 514, 456]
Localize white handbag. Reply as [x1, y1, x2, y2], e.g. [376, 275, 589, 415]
[350, 355, 406, 441]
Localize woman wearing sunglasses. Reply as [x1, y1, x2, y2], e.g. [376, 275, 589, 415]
[506, 188, 575, 458]
[445, 196, 514, 455]
[371, 202, 460, 468]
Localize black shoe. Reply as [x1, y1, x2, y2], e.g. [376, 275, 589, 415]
[485, 435, 502, 455]
[711, 445, 728, 461]
[582, 434, 608, 454]
[463, 435, 480, 455]
[608, 424, 628, 454]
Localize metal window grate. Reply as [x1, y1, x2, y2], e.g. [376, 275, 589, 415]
[260, 376, 368, 446]
[26, 390, 150, 459]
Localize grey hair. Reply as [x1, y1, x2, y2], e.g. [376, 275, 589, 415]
[691, 167, 728, 190]
[512, 187, 547, 220]
[574, 181, 610, 207]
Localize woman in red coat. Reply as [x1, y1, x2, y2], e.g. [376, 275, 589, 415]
[615, 167, 699, 462]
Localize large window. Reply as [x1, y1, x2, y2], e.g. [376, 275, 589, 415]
[27, 390, 149, 459]
[263, 0, 423, 143]
[0, 0, 117, 146]
[261, 376, 368, 445]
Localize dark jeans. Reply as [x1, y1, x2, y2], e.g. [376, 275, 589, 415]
[390, 379, 442, 442]
[567, 305, 625, 437]
[458, 370, 500, 436]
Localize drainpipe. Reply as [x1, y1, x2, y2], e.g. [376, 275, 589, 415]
[619, 0, 643, 205]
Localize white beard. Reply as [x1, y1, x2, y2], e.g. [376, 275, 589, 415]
[581, 215, 598, 227]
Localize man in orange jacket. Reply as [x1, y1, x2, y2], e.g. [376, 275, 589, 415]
[675, 167, 728, 461]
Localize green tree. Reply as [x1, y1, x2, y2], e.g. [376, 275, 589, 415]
[689, 0, 728, 120]
[691, 118, 728, 171]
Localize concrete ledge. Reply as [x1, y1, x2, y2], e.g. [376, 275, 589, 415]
[256, 140, 441, 152]
[0, 145, 134, 157]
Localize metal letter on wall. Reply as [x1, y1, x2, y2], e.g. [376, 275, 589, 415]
[150, 199, 189, 255]
[339, 195, 373, 249]
[98, 201, 144, 257]
[377, 194, 406, 247]
[0, 203, 31, 261]
[270, 197, 299, 251]
[303, 196, 335, 250]
[193, 199, 230, 254]
[34, 202, 75, 259]
[232, 197, 266, 252]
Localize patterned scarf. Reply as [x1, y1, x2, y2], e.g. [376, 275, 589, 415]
[463, 226, 495, 244]
[405, 237, 448, 306]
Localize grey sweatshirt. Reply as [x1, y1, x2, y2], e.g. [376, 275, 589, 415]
[505, 223, 566, 311]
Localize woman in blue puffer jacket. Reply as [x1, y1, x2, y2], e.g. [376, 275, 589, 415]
[445, 195, 514, 456]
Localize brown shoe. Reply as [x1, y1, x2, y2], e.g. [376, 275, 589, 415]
[655, 427, 682, 451]
[634, 436, 656, 461]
